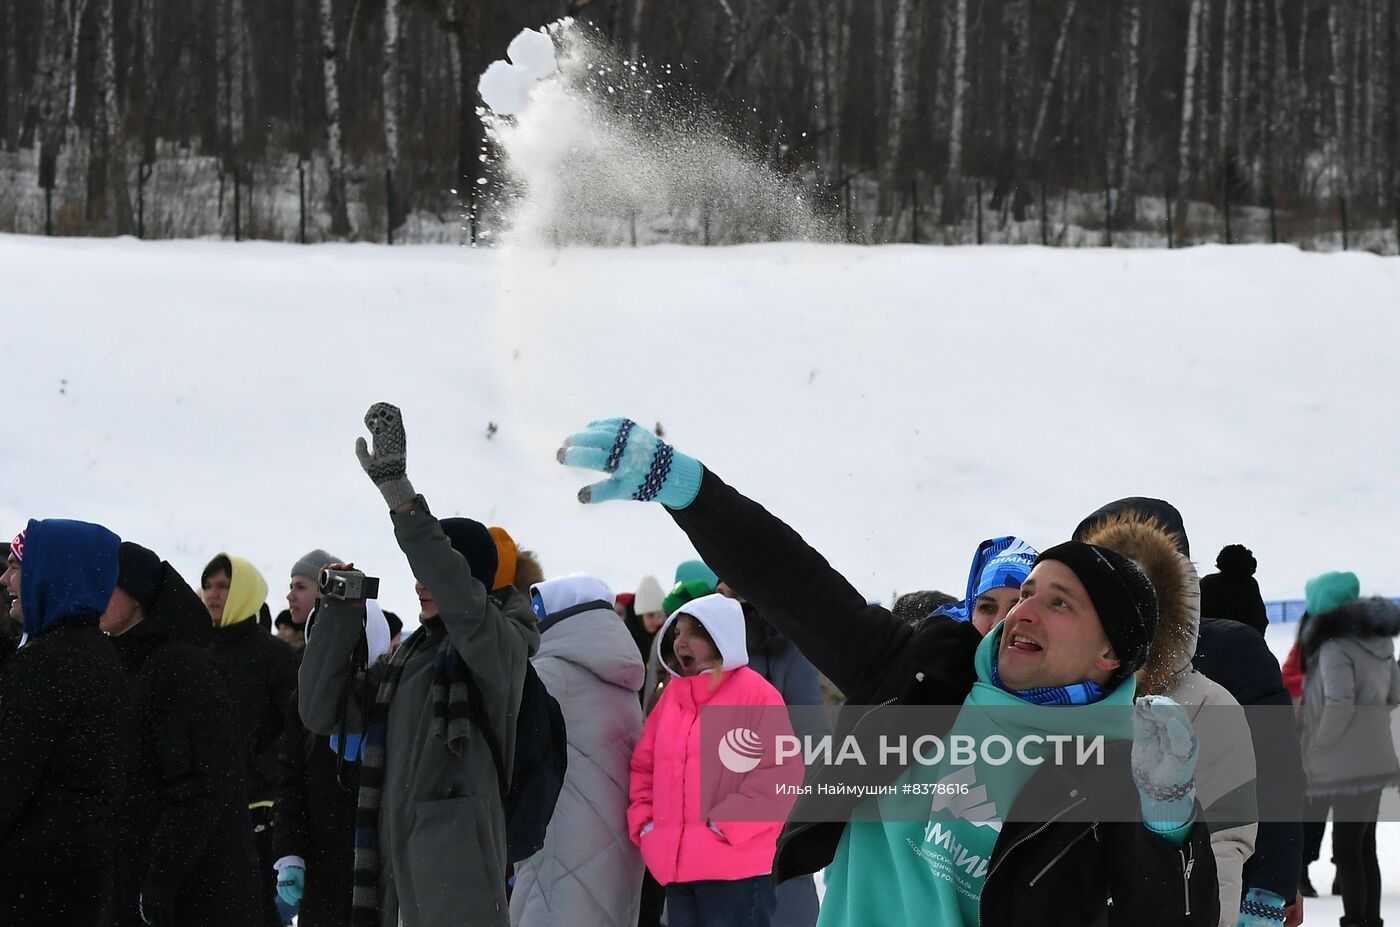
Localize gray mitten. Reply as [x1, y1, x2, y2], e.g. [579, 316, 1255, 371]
[355, 402, 417, 508]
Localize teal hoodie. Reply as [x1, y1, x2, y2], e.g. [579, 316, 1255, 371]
[816, 625, 1136, 927]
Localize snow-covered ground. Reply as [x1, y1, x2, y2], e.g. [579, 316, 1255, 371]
[4, 233, 1399, 918]
[5, 235, 1398, 614]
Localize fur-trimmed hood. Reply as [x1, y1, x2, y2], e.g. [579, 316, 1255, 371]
[1301, 596, 1400, 661]
[1074, 505, 1200, 696]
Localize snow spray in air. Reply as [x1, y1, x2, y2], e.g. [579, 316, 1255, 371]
[475, 21, 829, 248]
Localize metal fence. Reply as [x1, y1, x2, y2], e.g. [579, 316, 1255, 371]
[4, 142, 1400, 253]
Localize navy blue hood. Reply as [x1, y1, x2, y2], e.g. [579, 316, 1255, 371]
[19, 517, 120, 639]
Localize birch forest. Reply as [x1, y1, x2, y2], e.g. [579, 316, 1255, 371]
[0, 0, 1396, 244]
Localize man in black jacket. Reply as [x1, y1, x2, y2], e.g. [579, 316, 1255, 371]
[558, 419, 1220, 927]
[0, 518, 131, 926]
[102, 541, 261, 927]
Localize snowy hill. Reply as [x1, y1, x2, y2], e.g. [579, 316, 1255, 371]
[3, 234, 1398, 624]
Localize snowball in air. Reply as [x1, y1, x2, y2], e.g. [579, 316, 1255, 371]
[479, 60, 532, 116]
[507, 28, 558, 81]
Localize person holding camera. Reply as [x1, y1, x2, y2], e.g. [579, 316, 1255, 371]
[298, 402, 540, 927]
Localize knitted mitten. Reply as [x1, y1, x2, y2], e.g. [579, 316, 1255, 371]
[1131, 695, 1198, 832]
[355, 402, 416, 508]
[1234, 888, 1286, 927]
[558, 418, 703, 509]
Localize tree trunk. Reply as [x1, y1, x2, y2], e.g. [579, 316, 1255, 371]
[65, 0, 90, 124]
[1329, 1, 1350, 193]
[1220, 0, 1237, 161]
[1, 0, 15, 148]
[943, 0, 968, 221]
[885, 0, 916, 185]
[319, 0, 351, 236]
[1119, 0, 1141, 216]
[383, 0, 402, 210]
[629, 0, 647, 62]
[1178, 0, 1203, 194]
[1194, 0, 1213, 175]
[1027, 0, 1076, 169]
[99, 0, 132, 232]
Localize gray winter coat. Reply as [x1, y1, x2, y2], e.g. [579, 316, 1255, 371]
[299, 501, 540, 927]
[1300, 597, 1400, 797]
[510, 596, 645, 927]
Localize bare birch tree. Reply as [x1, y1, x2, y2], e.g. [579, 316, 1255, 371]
[320, 0, 351, 235]
[1178, 0, 1203, 194]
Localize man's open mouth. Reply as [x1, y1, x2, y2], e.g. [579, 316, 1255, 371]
[1008, 634, 1042, 653]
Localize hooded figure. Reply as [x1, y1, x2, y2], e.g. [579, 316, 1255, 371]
[204, 552, 299, 927]
[629, 594, 799, 927]
[0, 518, 131, 925]
[510, 573, 645, 927]
[931, 536, 1040, 634]
[1298, 578, 1400, 798]
[1074, 500, 1262, 927]
[1297, 574, 1400, 926]
[108, 541, 261, 927]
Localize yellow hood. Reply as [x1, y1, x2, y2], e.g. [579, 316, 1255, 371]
[216, 552, 269, 628]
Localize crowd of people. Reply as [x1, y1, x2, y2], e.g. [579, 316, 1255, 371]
[1, 404, 1397, 927]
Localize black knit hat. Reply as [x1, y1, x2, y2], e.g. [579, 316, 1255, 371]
[1034, 541, 1159, 679]
[440, 517, 499, 591]
[1199, 544, 1267, 633]
[117, 541, 165, 612]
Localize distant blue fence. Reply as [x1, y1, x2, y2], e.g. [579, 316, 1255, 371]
[1267, 598, 1400, 623]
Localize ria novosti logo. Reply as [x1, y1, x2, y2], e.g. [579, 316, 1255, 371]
[717, 727, 765, 773]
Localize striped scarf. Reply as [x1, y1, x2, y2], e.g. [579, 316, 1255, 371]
[989, 655, 1106, 706]
[351, 624, 477, 926]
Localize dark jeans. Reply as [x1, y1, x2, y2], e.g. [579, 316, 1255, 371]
[1332, 790, 1383, 923]
[0, 865, 112, 926]
[666, 876, 777, 927]
[638, 870, 666, 927]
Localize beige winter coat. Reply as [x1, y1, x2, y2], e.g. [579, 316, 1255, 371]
[1079, 515, 1258, 927]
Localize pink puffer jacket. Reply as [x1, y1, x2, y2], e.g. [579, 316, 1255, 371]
[627, 594, 799, 885]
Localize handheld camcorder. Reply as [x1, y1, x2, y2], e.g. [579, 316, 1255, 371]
[319, 568, 380, 602]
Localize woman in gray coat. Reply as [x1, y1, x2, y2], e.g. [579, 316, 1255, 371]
[511, 573, 645, 927]
[1299, 571, 1400, 927]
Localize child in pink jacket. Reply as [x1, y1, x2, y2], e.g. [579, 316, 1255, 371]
[628, 593, 798, 927]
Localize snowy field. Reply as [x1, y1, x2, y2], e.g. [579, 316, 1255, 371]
[3, 232, 1400, 919]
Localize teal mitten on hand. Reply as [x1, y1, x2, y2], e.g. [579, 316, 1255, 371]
[1131, 694, 1198, 833]
[276, 864, 305, 906]
[558, 418, 703, 509]
[1234, 888, 1286, 927]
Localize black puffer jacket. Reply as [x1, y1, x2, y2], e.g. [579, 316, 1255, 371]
[209, 616, 300, 804]
[0, 616, 131, 873]
[1193, 616, 1304, 904]
[669, 469, 1218, 926]
[111, 556, 261, 925]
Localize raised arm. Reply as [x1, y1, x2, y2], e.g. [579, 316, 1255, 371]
[558, 418, 914, 699]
